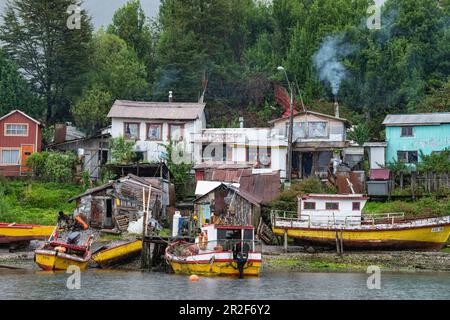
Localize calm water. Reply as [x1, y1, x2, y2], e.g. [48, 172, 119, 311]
[1, 269, 449, 300]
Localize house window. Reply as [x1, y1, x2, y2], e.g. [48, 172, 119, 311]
[5, 124, 28, 136]
[397, 151, 418, 163]
[352, 202, 360, 211]
[124, 122, 140, 139]
[401, 126, 413, 137]
[308, 122, 328, 138]
[246, 147, 272, 168]
[146, 123, 162, 141]
[1, 149, 20, 165]
[169, 124, 184, 141]
[304, 202, 316, 210]
[325, 202, 339, 210]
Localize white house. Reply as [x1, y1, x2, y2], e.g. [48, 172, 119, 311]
[193, 127, 287, 176]
[108, 100, 206, 163]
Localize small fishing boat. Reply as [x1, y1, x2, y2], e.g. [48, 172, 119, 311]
[0, 223, 55, 244]
[272, 194, 450, 250]
[165, 224, 262, 278]
[92, 239, 142, 268]
[35, 235, 93, 271]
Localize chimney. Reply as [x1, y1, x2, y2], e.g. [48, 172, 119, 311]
[334, 97, 340, 118]
[239, 117, 244, 128]
[168, 91, 173, 103]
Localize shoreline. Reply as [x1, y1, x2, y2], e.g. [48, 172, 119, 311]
[2, 246, 450, 274]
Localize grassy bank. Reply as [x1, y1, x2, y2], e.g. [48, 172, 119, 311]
[0, 180, 82, 226]
[364, 198, 450, 217]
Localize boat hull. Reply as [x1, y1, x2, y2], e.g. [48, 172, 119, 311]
[167, 251, 262, 277]
[0, 223, 54, 244]
[92, 240, 142, 268]
[273, 223, 450, 251]
[35, 250, 90, 271]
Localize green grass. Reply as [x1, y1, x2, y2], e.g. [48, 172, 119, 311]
[0, 180, 83, 226]
[363, 197, 450, 218]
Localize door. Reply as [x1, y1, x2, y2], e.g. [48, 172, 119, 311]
[20, 145, 34, 173]
[302, 152, 313, 177]
[104, 199, 113, 228]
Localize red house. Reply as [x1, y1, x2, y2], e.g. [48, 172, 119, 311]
[0, 110, 42, 177]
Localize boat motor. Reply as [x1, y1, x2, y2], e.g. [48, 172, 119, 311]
[233, 241, 250, 279]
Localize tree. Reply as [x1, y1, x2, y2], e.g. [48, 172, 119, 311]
[0, 0, 93, 124]
[415, 80, 450, 112]
[70, 88, 112, 135]
[86, 31, 149, 101]
[110, 136, 135, 164]
[0, 50, 43, 118]
[107, 0, 156, 83]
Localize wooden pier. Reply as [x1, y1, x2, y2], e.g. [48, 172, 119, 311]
[140, 235, 194, 271]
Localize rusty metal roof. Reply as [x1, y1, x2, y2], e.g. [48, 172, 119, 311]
[238, 171, 281, 205]
[383, 113, 450, 126]
[107, 100, 205, 120]
[370, 169, 391, 180]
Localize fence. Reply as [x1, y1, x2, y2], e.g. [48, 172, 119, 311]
[391, 171, 450, 195]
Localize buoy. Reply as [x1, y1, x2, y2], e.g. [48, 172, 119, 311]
[189, 274, 199, 282]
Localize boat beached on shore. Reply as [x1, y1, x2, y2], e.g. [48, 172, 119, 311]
[165, 224, 262, 278]
[272, 194, 450, 250]
[0, 223, 54, 244]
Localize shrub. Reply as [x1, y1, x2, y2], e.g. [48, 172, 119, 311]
[110, 136, 135, 164]
[26, 151, 78, 182]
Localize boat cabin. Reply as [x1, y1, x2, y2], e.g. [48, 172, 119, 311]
[298, 194, 368, 226]
[196, 224, 256, 252]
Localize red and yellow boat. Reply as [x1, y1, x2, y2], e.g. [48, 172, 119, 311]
[35, 238, 93, 271]
[0, 222, 55, 244]
[166, 224, 262, 277]
[272, 194, 450, 250]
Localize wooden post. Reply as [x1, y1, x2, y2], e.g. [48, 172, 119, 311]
[335, 230, 341, 255]
[340, 229, 344, 255]
[411, 171, 416, 201]
[283, 230, 288, 253]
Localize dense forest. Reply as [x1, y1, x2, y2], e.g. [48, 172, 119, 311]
[0, 0, 449, 141]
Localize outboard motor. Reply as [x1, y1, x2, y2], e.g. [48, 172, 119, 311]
[233, 241, 250, 279]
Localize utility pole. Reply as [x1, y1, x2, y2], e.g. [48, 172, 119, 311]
[277, 66, 294, 188]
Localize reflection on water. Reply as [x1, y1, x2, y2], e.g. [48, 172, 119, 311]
[1, 269, 449, 300]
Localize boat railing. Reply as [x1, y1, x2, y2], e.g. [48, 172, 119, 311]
[362, 212, 405, 226]
[172, 239, 263, 255]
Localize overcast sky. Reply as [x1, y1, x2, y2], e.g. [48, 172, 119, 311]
[0, 0, 160, 29]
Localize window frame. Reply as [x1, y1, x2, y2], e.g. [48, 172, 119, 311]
[123, 122, 140, 140]
[245, 146, 272, 168]
[325, 202, 339, 210]
[352, 202, 360, 211]
[4, 123, 29, 137]
[303, 202, 316, 210]
[168, 123, 185, 142]
[146, 123, 163, 141]
[400, 126, 414, 137]
[397, 150, 418, 164]
[0, 148, 21, 165]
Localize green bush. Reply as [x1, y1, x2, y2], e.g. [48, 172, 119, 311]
[26, 151, 78, 182]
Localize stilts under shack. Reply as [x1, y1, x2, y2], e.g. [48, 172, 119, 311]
[140, 235, 194, 271]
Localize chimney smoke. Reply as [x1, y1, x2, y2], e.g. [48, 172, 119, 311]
[168, 91, 173, 103]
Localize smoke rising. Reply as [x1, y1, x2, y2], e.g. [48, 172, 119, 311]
[313, 35, 358, 96]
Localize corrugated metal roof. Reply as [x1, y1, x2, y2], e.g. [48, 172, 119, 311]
[107, 100, 205, 120]
[383, 113, 450, 126]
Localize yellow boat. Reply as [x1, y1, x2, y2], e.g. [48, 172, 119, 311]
[35, 239, 93, 271]
[272, 194, 450, 250]
[92, 240, 142, 268]
[166, 224, 262, 278]
[0, 223, 54, 244]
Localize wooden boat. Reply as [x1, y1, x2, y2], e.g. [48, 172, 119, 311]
[165, 224, 262, 278]
[272, 194, 450, 251]
[92, 239, 142, 268]
[35, 238, 93, 271]
[0, 223, 55, 244]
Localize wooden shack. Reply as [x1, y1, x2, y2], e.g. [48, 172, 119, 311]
[193, 184, 262, 228]
[68, 174, 163, 231]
